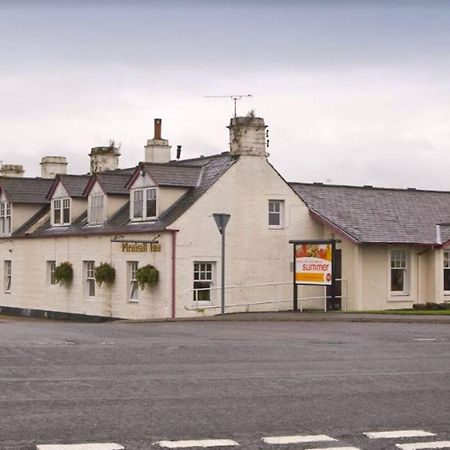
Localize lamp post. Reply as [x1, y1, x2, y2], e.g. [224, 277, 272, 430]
[213, 213, 230, 315]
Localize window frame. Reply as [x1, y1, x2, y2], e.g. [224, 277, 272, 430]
[84, 261, 96, 298]
[130, 187, 158, 221]
[4, 260, 11, 293]
[47, 260, 57, 286]
[268, 199, 284, 229]
[0, 201, 12, 235]
[88, 193, 105, 225]
[52, 197, 71, 226]
[128, 261, 139, 302]
[193, 262, 215, 304]
[443, 250, 450, 295]
[390, 249, 409, 295]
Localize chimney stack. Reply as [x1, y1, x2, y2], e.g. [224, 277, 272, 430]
[145, 118, 171, 163]
[0, 164, 24, 178]
[228, 113, 267, 157]
[40, 156, 67, 178]
[89, 143, 120, 174]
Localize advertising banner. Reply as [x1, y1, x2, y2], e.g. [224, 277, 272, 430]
[294, 242, 333, 285]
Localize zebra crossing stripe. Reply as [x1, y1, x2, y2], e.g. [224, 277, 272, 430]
[262, 435, 337, 445]
[365, 430, 436, 439]
[156, 439, 240, 448]
[396, 442, 450, 450]
[36, 444, 124, 450]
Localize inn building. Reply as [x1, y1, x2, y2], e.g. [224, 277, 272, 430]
[0, 115, 449, 319]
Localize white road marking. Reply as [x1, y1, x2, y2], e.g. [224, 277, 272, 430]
[364, 430, 436, 439]
[262, 435, 337, 445]
[36, 444, 124, 450]
[396, 442, 450, 450]
[156, 439, 240, 448]
[305, 447, 360, 450]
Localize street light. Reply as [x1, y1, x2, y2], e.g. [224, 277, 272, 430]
[213, 213, 230, 315]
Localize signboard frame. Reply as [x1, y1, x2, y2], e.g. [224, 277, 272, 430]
[289, 239, 337, 312]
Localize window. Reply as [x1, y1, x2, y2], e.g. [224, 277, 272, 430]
[4, 260, 11, 293]
[52, 198, 70, 225]
[131, 188, 157, 220]
[268, 200, 284, 228]
[391, 250, 408, 294]
[47, 261, 56, 285]
[444, 251, 450, 293]
[89, 194, 104, 224]
[128, 261, 139, 301]
[84, 261, 95, 298]
[193, 262, 214, 302]
[0, 202, 11, 234]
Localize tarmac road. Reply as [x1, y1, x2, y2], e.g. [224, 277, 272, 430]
[0, 316, 449, 450]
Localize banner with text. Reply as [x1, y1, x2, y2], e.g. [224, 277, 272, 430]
[295, 243, 333, 285]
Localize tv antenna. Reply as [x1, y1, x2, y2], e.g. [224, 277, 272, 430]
[205, 94, 253, 118]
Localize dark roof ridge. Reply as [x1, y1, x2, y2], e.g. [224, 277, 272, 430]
[0, 176, 54, 182]
[171, 152, 230, 163]
[289, 181, 450, 195]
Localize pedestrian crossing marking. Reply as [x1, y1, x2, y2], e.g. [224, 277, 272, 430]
[365, 430, 436, 439]
[36, 444, 124, 450]
[396, 442, 450, 450]
[262, 435, 337, 445]
[156, 439, 240, 448]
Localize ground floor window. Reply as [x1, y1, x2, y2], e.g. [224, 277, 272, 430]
[84, 261, 95, 298]
[444, 251, 450, 293]
[47, 260, 56, 285]
[391, 249, 408, 294]
[4, 260, 11, 293]
[128, 261, 139, 301]
[193, 262, 214, 302]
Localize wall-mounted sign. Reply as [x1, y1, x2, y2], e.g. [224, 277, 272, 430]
[121, 242, 161, 253]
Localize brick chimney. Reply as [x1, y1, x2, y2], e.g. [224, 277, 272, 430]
[228, 112, 267, 157]
[145, 118, 171, 163]
[40, 156, 68, 178]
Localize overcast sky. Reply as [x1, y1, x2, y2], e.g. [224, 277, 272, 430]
[1, 0, 450, 189]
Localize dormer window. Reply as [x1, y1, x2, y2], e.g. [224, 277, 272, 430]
[88, 194, 105, 224]
[0, 202, 11, 235]
[131, 188, 157, 220]
[52, 198, 70, 226]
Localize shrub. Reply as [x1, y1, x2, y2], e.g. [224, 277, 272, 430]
[135, 264, 159, 290]
[54, 262, 73, 286]
[413, 303, 427, 310]
[94, 262, 116, 287]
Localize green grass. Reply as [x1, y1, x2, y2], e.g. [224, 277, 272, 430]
[341, 309, 450, 315]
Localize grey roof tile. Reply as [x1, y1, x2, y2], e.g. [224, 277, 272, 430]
[291, 183, 450, 245]
[95, 172, 131, 195]
[0, 177, 54, 203]
[142, 163, 202, 187]
[57, 175, 92, 198]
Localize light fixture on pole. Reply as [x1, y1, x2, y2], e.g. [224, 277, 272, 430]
[213, 213, 230, 315]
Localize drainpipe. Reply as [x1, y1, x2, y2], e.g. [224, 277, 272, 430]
[171, 230, 178, 319]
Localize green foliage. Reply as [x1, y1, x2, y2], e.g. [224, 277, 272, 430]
[94, 262, 116, 287]
[135, 264, 159, 290]
[413, 302, 450, 311]
[54, 262, 73, 286]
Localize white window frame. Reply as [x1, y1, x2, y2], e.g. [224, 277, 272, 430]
[130, 187, 158, 221]
[4, 260, 11, 293]
[84, 261, 96, 298]
[0, 202, 11, 235]
[390, 249, 409, 295]
[47, 260, 56, 285]
[193, 262, 215, 304]
[268, 199, 284, 229]
[52, 197, 71, 226]
[88, 194, 105, 225]
[443, 250, 450, 295]
[128, 261, 139, 302]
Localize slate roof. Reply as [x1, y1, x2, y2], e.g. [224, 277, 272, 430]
[14, 153, 237, 238]
[290, 183, 450, 245]
[0, 177, 54, 204]
[90, 172, 132, 196]
[140, 163, 202, 187]
[52, 174, 92, 198]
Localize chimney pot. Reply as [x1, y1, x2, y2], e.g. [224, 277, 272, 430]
[176, 145, 182, 160]
[154, 118, 162, 140]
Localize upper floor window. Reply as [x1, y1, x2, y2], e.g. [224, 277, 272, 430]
[0, 202, 11, 235]
[89, 194, 105, 224]
[391, 249, 408, 294]
[268, 200, 284, 228]
[131, 188, 157, 221]
[52, 198, 70, 226]
[444, 251, 450, 293]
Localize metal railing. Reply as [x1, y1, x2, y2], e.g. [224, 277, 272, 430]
[184, 278, 347, 313]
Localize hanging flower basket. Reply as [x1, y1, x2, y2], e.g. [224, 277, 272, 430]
[135, 264, 159, 290]
[54, 261, 73, 286]
[94, 262, 116, 287]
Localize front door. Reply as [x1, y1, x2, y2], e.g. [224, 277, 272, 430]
[326, 249, 342, 311]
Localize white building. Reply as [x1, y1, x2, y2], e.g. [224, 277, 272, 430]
[0, 115, 449, 319]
